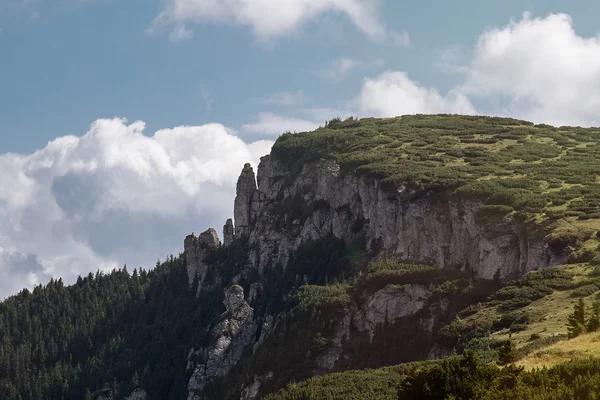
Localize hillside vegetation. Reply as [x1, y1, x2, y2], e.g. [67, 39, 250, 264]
[274, 115, 600, 259]
[4, 115, 600, 399]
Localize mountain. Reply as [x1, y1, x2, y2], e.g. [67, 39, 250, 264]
[4, 114, 600, 399]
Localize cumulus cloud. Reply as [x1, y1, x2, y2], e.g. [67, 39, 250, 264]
[242, 112, 321, 135]
[0, 118, 273, 299]
[354, 12, 600, 127]
[355, 71, 476, 116]
[460, 12, 600, 126]
[149, 0, 398, 44]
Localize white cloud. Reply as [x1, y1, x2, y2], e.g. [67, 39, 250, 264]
[354, 12, 600, 127]
[0, 118, 273, 299]
[242, 112, 321, 136]
[149, 0, 399, 44]
[250, 90, 312, 107]
[459, 12, 600, 126]
[355, 71, 476, 117]
[316, 57, 385, 81]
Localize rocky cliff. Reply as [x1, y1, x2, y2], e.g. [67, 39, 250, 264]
[187, 155, 566, 290]
[182, 143, 571, 398]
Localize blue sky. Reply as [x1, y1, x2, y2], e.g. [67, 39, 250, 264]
[1, 0, 600, 297]
[3, 0, 600, 153]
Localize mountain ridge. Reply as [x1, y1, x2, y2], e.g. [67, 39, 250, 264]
[5, 114, 600, 399]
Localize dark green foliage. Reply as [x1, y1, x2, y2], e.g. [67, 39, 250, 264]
[515, 334, 568, 360]
[492, 267, 574, 310]
[568, 298, 587, 338]
[587, 301, 600, 332]
[436, 317, 494, 349]
[397, 353, 600, 400]
[352, 259, 439, 294]
[264, 362, 430, 400]
[270, 114, 600, 230]
[437, 267, 577, 349]
[0, 256, 209, 399]
[457, 303, 483, 318]
[571, 284, 598, 298]
[497, 337, 517, 365]
[253, 284, 351, 391]
[509, 323, 528, 332]
[492, 311, 530, 332]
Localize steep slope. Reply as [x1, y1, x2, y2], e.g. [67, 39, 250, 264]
[4, 114, 600, 400]
[183, 115, 600, 399]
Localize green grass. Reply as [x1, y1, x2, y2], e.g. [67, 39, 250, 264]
[271, 114, 600, 252]
[516, 331, 600, 370]
[264, 362, 429, 400]
[439, 264, 600, 365]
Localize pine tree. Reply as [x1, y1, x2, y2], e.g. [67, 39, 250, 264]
[497, 335, 516, 365]
[568, 298, 587, 338]
[588, 300, 600, 332]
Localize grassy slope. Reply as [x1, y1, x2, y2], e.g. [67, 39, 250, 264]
[266, 264, 600, 398]
[266, 115, 600, 398]
[263, 363, 427, 400]
[517, 331, 600, 370]
[272, 114, 600, 260]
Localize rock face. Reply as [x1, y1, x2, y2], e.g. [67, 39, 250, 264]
[187, 285, 257, 400]
[187, 155, 566, 288]
[234, 163, 258, 237]
[223, 218, 235, 247]
[353, 284, 432, 340]
[315, 283, 441, 373]
[124, 389, 147, 400]
[221, 156, 565, 284]
[183, 155, 571, 399]
[184, 228, 220, 287]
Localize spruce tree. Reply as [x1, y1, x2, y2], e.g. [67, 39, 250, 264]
[568, 298, 587, 338]
[587, 300, 600, 332]
[497, 335, 516, 365]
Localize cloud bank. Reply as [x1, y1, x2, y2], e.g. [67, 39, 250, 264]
[5, 12, 600, 298]
[0, 118, 272, 298]
[354, 12, 600, 127]
[150, 0, 408, 44]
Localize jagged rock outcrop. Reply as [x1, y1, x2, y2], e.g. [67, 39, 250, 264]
[240, 156, 567, 281]
[124, 389, 147, 400]
[353, 284, 433, 340]
[187, 285, 257, 400]
[223, 218, 235, 247]
[184, 228, 220, 287]
[184, 153, 571, 399]
[188, 155, 564, 287]
[240, 371, 274, 400]
[315, 283, 439, 373]
[234, 163, 258, 237]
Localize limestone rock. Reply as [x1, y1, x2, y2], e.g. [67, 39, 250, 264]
[240, 371, 273, 400]
[184, 228, 220, 287]
[187, 285, 258, 400]
[241, 157, 566, 280]
[124, 389, 147, 400]
[353, 284, 432, 340]
[223, 218, 235, 247]
[315, 283, 433, 373]
[234, 163, 258, 237]
[186, 154, 570, 398]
